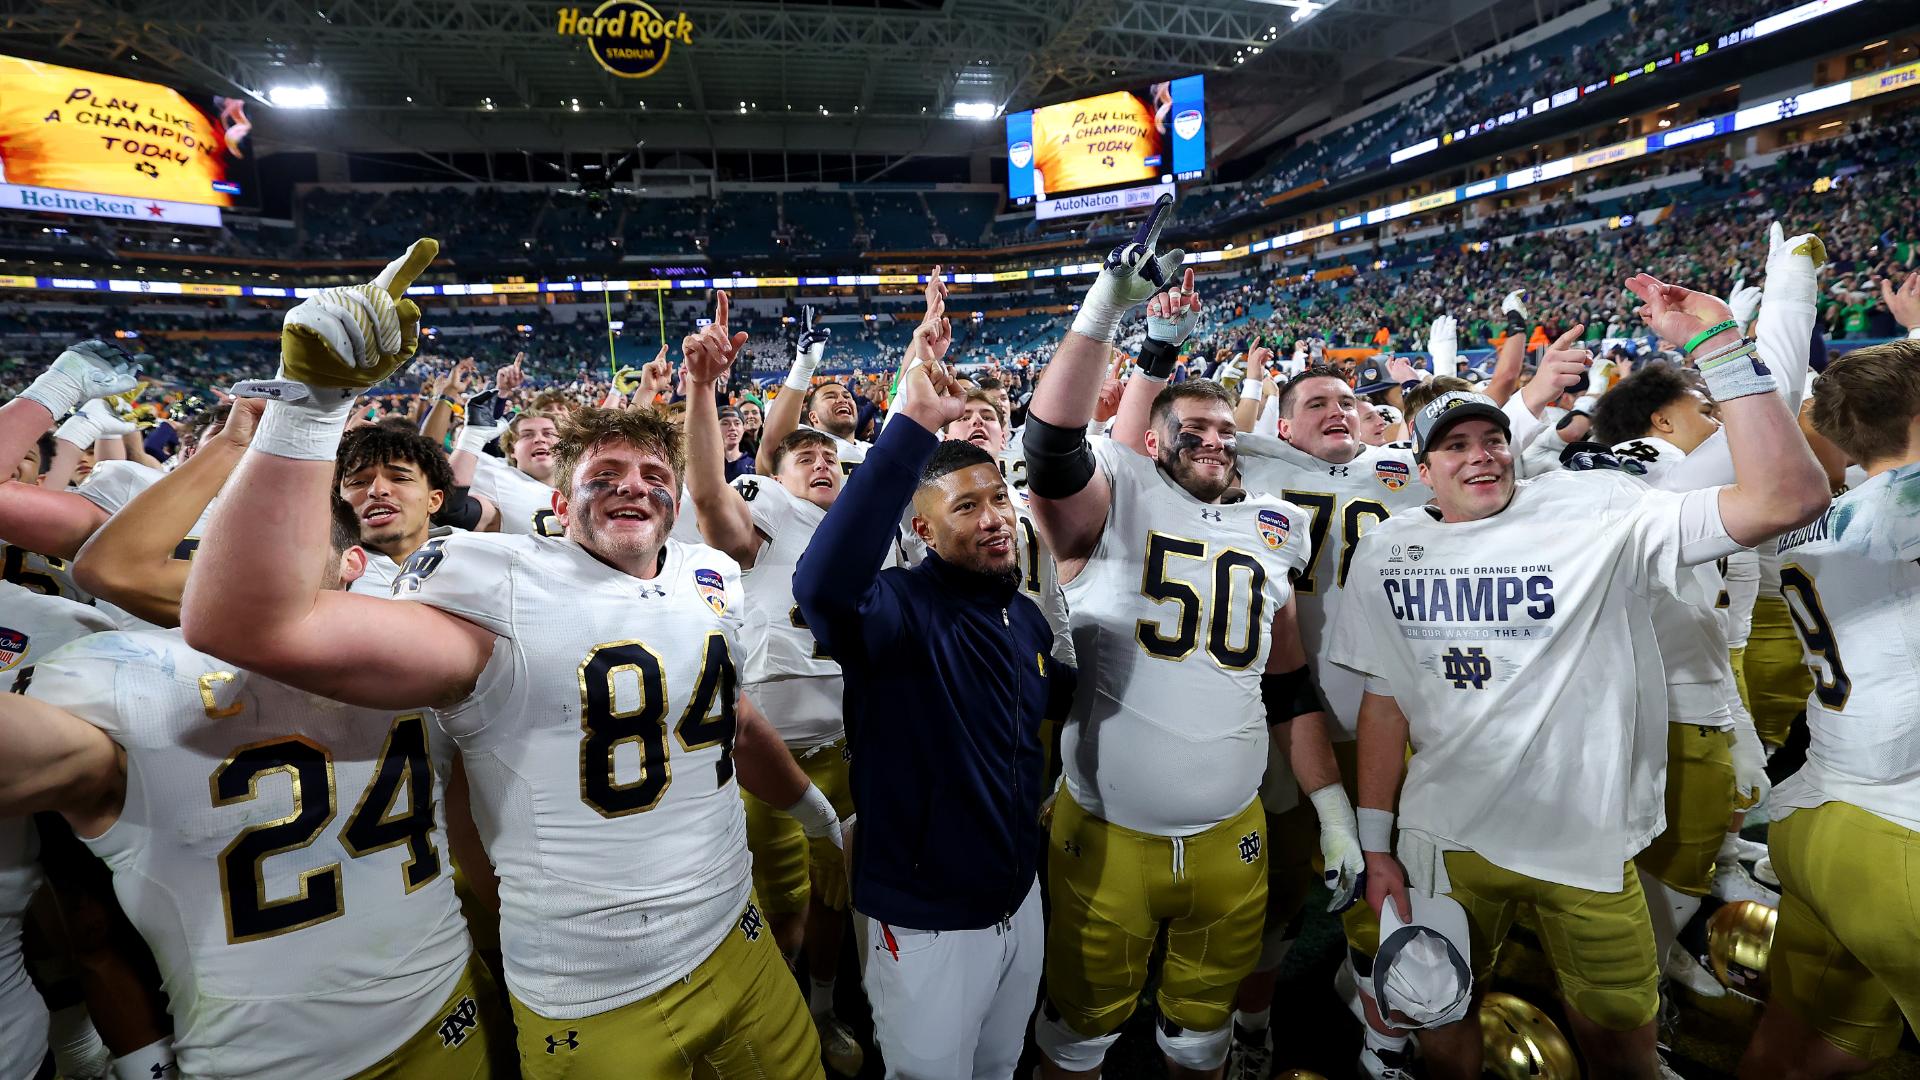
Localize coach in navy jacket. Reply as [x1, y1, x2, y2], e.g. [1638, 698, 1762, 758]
[794, 363, 1068, 1076]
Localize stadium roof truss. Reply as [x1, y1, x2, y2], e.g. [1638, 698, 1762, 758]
[3, 0, 1569, 156]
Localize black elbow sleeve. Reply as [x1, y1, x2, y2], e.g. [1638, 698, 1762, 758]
[437, 487, 485, 531]
[1262, 665, 1328, 726]
[1022, 415, 1096, 500]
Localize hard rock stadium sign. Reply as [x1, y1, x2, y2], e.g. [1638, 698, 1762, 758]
[556, 1, 694, 79]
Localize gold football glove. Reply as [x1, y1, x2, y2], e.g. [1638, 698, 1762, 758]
[279, 238, 439, 390]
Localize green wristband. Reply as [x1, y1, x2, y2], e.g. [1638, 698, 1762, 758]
[1684, 321, 1738, 357]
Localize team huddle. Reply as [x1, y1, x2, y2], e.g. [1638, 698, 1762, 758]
[0, 195, 1916, 1080]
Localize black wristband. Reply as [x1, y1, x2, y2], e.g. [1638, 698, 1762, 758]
[437, 487, 485, 530]
[1137, 338, 1179, 380]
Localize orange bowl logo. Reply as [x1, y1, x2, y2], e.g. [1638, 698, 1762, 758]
[1174, 109, 1203, 141]
[0, 627, 25, 671]
[1376, 460, 1410, 491]
[1009, 140, 1034, 170]
[693, 568, 728, 615]
[1257, 509, 1290, 549]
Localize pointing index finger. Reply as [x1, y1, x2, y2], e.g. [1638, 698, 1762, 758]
[715, 290, 730, 331]
[1134, 192, 1173, 253]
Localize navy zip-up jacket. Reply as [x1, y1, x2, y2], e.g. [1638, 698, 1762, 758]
[793, 415, 1068, 932]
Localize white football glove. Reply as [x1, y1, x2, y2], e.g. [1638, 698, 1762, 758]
[1071, 193, 1184, 342]
[1427, 314, 1459, 371]
[1309, 784, 1366, 913]
[1501, 289, 1530, 319]
[1214, 357, 1243, 391]
[19, 339, 143, 419]
[1726, 278, 1763, 326]
[1762, 221, 1825, 310]
[1730, 711, 1771, 810]
[54, 398, 138, 449]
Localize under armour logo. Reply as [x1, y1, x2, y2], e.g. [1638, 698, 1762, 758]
[841, 743, 853, 762]
[438, 995, 479, 1048]
[1200, 509, 1223, 522]
[1237, 831, 1261, 864]
[150, 1065, 177, 1078]
[739, 901, 765, 941]
[1062, 839, 1082, 858]
[545, 1031, 580, 1054]
[1441, 647, 1494, 690]
[1328, 465, 1350, 477]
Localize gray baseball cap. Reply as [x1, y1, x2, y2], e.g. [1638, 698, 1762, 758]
[1412, 391, 1510, 460]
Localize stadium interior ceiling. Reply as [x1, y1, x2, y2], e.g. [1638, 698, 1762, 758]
[9, 0, 1636, 170]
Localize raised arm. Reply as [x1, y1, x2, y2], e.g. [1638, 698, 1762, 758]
[1025, 195, 1182, 564]
[181, 240, 495, 711]
[682, 291, 762, 566]
[757, 305, 828, 474]
[1110, 267, 1201, 453]
[71, 399, 260, 627]
[1625, 274, 1828, 545]
[1755, 223, 1821, 415]
[0, 342, 142, 555]
[1483, 299, 1530, 405]
[793, 361, 963, 661]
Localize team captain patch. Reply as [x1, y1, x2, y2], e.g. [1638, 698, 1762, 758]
[693, 568, 728, 615]
[0, 627, 25, 671]
[1256, 509, 1290, 549]
[1376, 460, 1410, 491]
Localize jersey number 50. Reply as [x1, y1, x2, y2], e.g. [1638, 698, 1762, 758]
[1136, 532, 1267, 669]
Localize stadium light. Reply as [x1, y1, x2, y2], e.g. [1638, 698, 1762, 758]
[953, 101, 1001, 121]
[268, 85, 329, 109]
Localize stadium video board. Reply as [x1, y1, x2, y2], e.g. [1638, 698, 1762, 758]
[0, 54, 257, 227]
[1006, 75, 1205, 217]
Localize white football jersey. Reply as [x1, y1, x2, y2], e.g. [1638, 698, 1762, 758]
[828, 432, 870, 474]
[729, 475, 844, 748]
[352, 551, 404, 595]
[393, 532, 753, 1018]
[0, 542, 88, 603]
[1, 586, 114, 1080]
[1770, 464, 1920, 831]
[470, 455, 564, 538]
[1517, 407, 1570, 477]
[1236, 435, 1430, 742]
[75, 461, 219, 630]
[1061, 439, 1310, 836]
[25, 630, 471, 1079]
[1328, 470, 1741, 891]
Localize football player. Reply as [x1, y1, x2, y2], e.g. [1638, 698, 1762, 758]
[1740, 337, 1920, 1077]
[1336, 275, 1828, 1080]
[7, 493, 502, 1079]
[1224, 366, 1435, 1079]
[449, 367, 572, 538]
[335, 424, 456, 593]
[1023, 198, 1360, 1079]
[759, 305, 868, 474]
[179, 251, 832, 1078]
[681, 296, 865, 1076]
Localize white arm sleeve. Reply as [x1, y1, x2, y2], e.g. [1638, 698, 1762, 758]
[1755, 277, 1816, 416]
[1503, 393, 1547, 456]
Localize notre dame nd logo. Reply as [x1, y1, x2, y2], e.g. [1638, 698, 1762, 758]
[1440, 647, 1494, 690]
[558, 0, 694, 79]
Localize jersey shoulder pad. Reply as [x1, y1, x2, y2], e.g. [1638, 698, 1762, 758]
[75, 460, 161, 514]
[20, 629, 188, 738]
[1091, 435, 1154, 494]
[731, 474, 797, 536]
[0, 584, 113, 674]
[391, 531, 529, 637]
